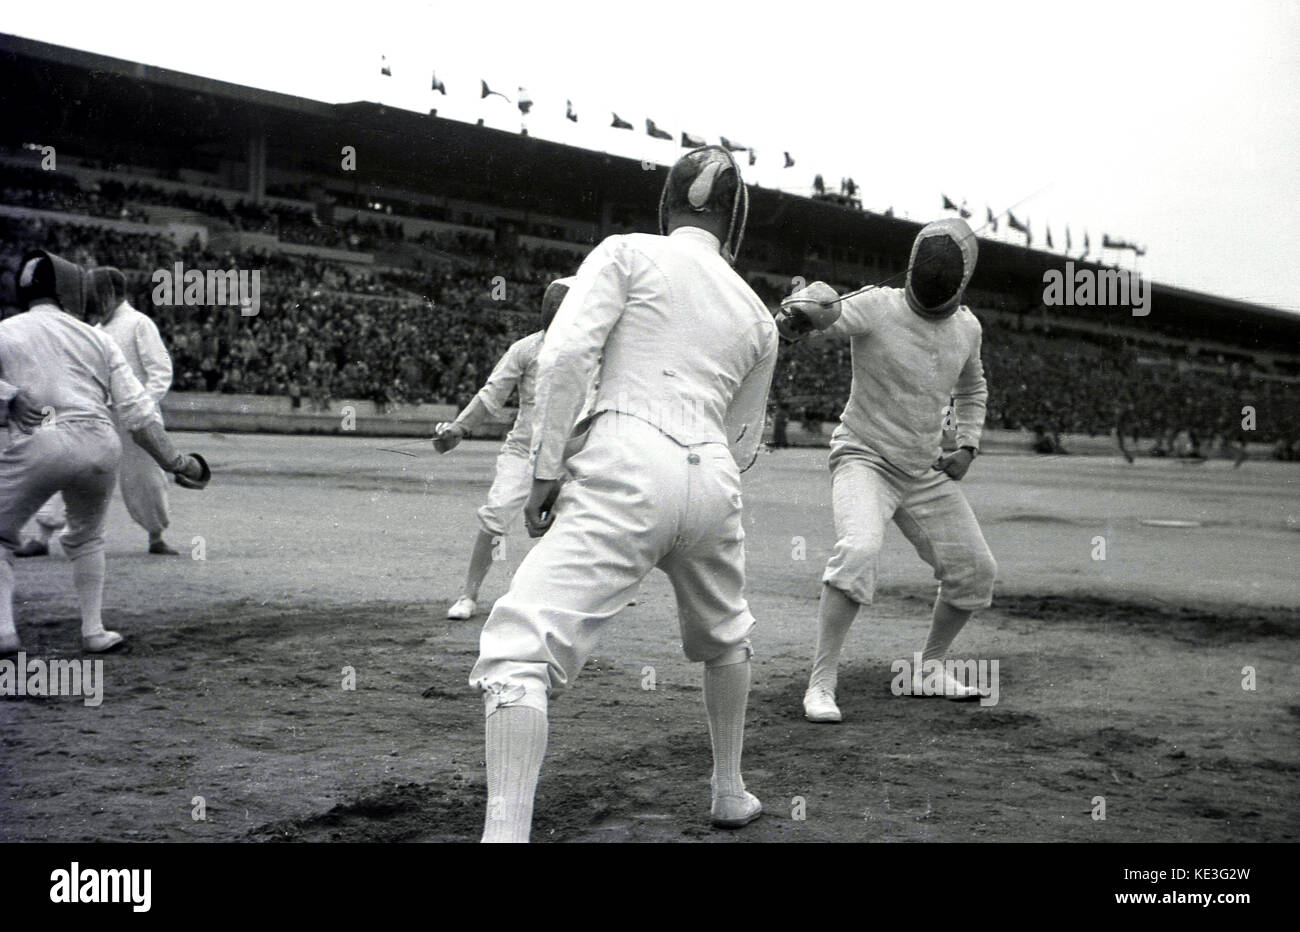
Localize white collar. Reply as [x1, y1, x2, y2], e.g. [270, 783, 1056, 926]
[668, 226, 722, 253]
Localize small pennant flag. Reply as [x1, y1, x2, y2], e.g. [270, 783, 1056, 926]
[481, 80, 508, 101]
[1046, 225, 1054, 250]
[943, 194, 959, 212]
[748, 148, 757, 167]
[1066, 226, 1072, 252]
[720, 136, 747, 152]
[380, 56, 392, 77]
[986, 206, 998, 232]
[566, 100, 578, 122]
[1082, 231, 1090, 258]
[431, 71, 446, 94]
[959, 199, 972, 220]
[1102, 234, 1146, 256]
[646, 119, 672, 140]
[517, 88, 533, 115]
[784, 151, 795, 168]
[1007, 211, 1029, 234]
[681, 131, 707, 148]
[611, 112, 633, 130]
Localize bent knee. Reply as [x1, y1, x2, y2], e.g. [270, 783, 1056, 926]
[58, 535, 105, 562]
[972, 549, 997, 589]
[476, 508, 509, 538]
[836, 536, 882, 574]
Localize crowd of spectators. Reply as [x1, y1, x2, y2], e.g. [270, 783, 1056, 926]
[2, 176, 1297, 453]
[161, 290, 533, 407]
[6, 160, 609, 257]
[1, 215, 563, 409]
[2, 165, 414, 251]
[1, 164, 149, 223]
[761, 286, 1300, 450]
[93, 178, 410, 251]
[978, 319, 1298, 448]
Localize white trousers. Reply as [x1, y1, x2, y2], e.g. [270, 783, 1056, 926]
[470, 413, 755, 714]
[115, 425, 170, 536]
[24, 426, 169, 539]
[823, 425, 997, 610]
[476, 448, 531, 538]
[0, 420, 121, 562]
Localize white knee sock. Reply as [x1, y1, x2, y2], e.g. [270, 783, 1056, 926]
[808, 584, 859, 691]
[704, 660, 750, 798]
[72, 551, 107, 639]
[0, 559, 16, 645]
[481, 704, 548, 843]
[922, 600, 973, 666]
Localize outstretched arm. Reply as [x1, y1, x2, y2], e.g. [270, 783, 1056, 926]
[434, 339, 527, 452]
[777, 281, 889, 343]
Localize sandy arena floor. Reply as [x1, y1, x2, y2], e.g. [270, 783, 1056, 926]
[1, 434, 1296, 842]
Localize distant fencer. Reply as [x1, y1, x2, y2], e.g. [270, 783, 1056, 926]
[0, 251, 209, 655]
[778, 217, 997, 722]
[433, 277, 574, 621]
[14, 267, 179, 557]
[468, 146, 782, 842]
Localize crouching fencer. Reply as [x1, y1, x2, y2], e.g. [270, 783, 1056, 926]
[0, 251, 209, 655]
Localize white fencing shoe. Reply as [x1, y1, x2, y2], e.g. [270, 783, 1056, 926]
[83, 630, 125, 653]
[710, 778, 763, 828]
[802, 683, 843, 722]
[910, 666, 982, 702]
[446, 596, 476, 620]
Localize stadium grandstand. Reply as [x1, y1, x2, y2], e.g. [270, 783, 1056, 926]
[2, 32, 1298, 458]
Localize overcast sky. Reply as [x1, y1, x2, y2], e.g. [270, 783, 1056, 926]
[5, 0, 1299, 311]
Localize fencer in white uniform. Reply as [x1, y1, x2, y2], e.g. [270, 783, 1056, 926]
[14, 267, 178, 556]
[468, 147, 782, 842]
[0, 251, 208, 654]
[100, 268, 178, 554]
[778, 218, 997, 723]
[433, 278, 575, 621]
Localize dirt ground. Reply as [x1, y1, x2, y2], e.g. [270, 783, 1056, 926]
[1, 434, 1296, 842]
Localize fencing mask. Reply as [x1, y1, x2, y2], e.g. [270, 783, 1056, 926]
[16, 250, 89, 320]
[905, 218, 978, 319]
[658, 145, 749, 265]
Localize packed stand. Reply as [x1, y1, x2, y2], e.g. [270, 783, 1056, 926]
[2, 182, 1297, 451]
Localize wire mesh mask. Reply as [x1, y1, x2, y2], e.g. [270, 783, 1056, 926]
[658, 146, 749, 264]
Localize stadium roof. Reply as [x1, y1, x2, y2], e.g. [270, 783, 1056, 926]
[2, 32, 1297, 349]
